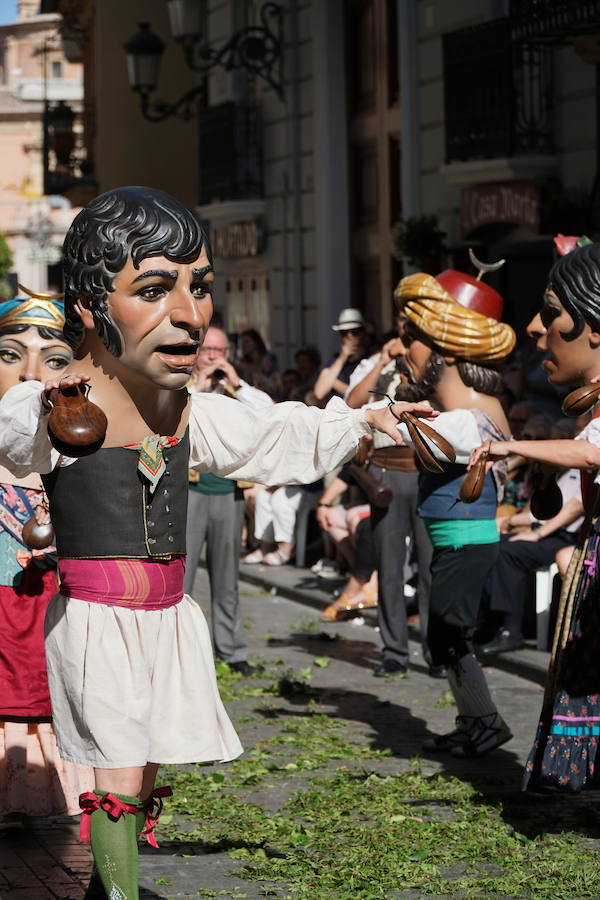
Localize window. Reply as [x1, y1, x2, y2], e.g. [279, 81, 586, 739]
[51, 60, 62, 79]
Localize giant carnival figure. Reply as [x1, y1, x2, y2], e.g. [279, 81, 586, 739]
[391, 256, 517, 757]
[470, 238, 600, 790]
[0, 186, 442, 899]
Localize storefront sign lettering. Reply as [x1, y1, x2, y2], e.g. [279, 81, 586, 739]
[460, 181, 539, 236]
[210, 220, 264, 258]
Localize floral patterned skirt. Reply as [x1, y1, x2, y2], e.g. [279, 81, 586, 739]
[524, 520, 600, 791]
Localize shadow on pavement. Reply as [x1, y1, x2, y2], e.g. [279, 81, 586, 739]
[260, 628, 598, 844]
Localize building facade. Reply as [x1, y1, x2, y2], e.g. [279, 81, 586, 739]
[56, 0, 406, 365]
[408, 0, 599, 339]
[50, 0, 600, 359]
[0, 0, 83, 291]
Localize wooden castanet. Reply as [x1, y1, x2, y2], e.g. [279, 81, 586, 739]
[530, 467, 563, 520]
[353, 435, 370, 466]
[562, 383, 600, 417]
[47, 382, 107, 457]
[22, 515, 54, 550]
[398, 411, 456, 473]
[459, 444, 488, 503]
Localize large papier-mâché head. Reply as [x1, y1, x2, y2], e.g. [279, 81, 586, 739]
[548, 241, 600, 341]
[62, 186, 210, 356]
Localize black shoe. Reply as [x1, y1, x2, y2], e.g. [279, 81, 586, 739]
[373, 659, 407, 677]
[477, 628, 524, 657]
[428, 664, 448, 679]
[229, 660, 261, 676]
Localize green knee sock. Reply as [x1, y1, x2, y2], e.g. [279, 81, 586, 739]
[89, 791, 140, 900]
[83, 868, 106, 899]
[135, 807, 146, 843]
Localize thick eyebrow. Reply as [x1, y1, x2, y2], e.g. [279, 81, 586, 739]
[0, 338, 69, 352]
[0, 338, 27, 348]
[41, 343, 71, 352]
[131, 269, 178, 284]
[192, 266, 214, 280]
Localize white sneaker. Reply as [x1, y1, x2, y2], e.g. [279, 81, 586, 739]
[310, 558, 327, 574]
[318, 561, 343, 580]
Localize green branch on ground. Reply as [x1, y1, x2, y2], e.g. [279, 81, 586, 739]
[156, 678, 600, 900]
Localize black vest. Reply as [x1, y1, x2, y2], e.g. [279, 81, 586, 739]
[42, 431, 189, 559]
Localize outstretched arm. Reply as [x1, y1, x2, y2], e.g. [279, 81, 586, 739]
[189, 393, 439, 485]
[469, 438, 600, 472]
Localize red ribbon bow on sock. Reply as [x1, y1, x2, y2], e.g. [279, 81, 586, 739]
[78, 791, 143, 844]
[140, 786, 173, 848]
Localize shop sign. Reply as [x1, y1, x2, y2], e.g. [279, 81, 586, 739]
[210, 220, 265, 258]
[460, 181, 539, 236]
[27, 245, 62, 263]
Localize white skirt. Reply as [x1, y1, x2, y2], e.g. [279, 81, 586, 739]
[44, 594, 243, 769]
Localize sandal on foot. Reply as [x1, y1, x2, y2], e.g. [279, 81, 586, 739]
[241, 549, 265, 565]
[320, 590, 377, 622]
[263, 550, 292, 566]
[422, 716, 477, 752]
[450, 716, 512, 758]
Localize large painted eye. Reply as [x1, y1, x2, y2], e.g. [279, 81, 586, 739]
[0, 348, 20, 364]
[137, 285, 166, 301]
[46, 355, 71, 370]
[191, 282, 213, 298]
[540, 304, 559, 329]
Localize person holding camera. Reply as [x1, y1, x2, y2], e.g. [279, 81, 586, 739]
[185, 326, 272, 675]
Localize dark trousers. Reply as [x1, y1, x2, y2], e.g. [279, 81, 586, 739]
[428, 542, 499, 667]
[484, 529, 573, 622]
[184, 489, 247, 663]
[371, 468, 432, 665]
[354, 516, 376, 582]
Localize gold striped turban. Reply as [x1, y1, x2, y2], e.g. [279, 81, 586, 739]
[394, 273, 516, 363]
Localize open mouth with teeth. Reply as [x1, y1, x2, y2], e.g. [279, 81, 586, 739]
[155, 343, 199, 368]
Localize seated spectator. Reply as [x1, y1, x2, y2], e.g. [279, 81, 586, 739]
[320, 511, 377, 620]
[236, 328, 279, 396]
[501, 412, 555, 515]
[507, 401, 537, 440]
[556, 543, 576, 578]
[279, 368, 303, 401]
[477, 465, 584, 656]
[294, 347, 321, 398]
[312, 464, 378, 619]
[313, 309, 368, 403]
[242, 481, 322, 566]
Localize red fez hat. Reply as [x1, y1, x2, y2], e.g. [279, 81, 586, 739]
[435, 270, 504, 322]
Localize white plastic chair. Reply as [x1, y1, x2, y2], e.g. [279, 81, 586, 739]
[534, 562, 558, 651]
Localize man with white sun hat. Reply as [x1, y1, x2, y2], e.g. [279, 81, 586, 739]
[313, 308, 369, 403]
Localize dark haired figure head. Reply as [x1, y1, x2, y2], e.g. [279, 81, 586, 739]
[62, 186, 213, 393]
[532, 242, 600, 386]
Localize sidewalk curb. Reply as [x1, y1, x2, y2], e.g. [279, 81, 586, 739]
[208, 561, 551, 687]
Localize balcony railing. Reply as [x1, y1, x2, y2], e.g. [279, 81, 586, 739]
[510, 0, 600, 42]
[443, 17, 554, 163]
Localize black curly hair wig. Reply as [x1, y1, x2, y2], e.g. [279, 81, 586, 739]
[548, 241, 600, 341]
[62, 186, 211, 356]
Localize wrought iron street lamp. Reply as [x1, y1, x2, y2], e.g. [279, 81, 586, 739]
[124, 1, 283, 122]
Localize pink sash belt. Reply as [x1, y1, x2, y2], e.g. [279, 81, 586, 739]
[58, 556, 185, 610]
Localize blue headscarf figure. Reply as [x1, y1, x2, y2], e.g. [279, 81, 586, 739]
[0, 284, 65, 334]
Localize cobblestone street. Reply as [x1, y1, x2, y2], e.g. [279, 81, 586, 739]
[2, 567, 596, 899]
